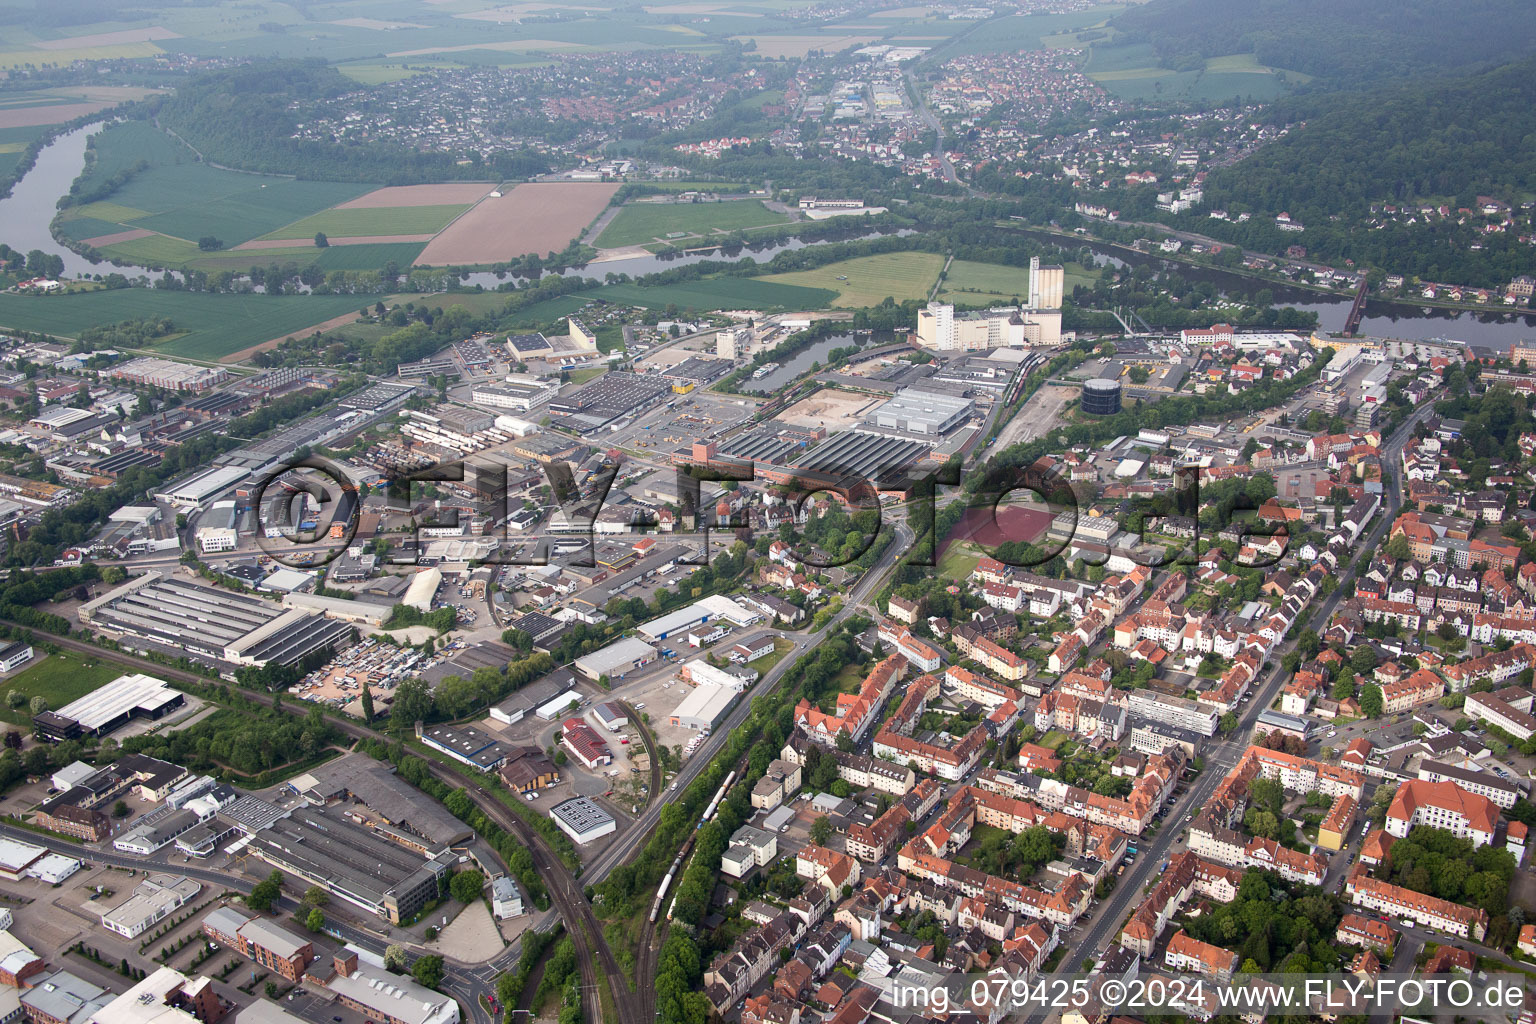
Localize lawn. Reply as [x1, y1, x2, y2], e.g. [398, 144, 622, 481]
[936, 539, 984, 580]
[0, 652, 126, 725]
[0, 290, 373, 361]
[595, 199, 789, 249]
[592, 277, 837, 311]
[1036, 729, 1071, 750]
[758, 251, 945, 307]
[260, 204, 469, 241]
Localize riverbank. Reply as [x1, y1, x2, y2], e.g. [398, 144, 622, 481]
[1017, 220, 1536, 321]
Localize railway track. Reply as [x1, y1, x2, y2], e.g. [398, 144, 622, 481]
[5, 625, 634, 1024]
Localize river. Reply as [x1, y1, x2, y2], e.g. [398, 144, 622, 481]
[739, 332, 890, 393]
[8, 128, 1536, 350]
[0, 123, 104, 278]
[1022, 229, 1536, 347]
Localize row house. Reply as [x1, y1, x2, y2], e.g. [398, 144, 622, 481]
[1164, 930, 1239, 981]
[1380, 669, 1445, 713]
[1120, 850, 1198, 957]
[1033, 692, 1127, 741]
[793, 655, 905, 744]
[1247, 745, 1366, 800]
[795, 845, 861, 898]
[703, 910, 804, 1014]
[982, 581, 1023, 613]
[780, 732, 916, 795]
[1345, 867, 1489, 941]
[944, 664, 1023, 709]
[1336, 913, 1396, 954]
[1186, 819, 1327, 885]
[1359, 597, 1422, 632]
[1470, 613, 1536, 646]
[871, 722, 989, 782]
[844, 779, 943, 862]
[877, 621, 943, 673]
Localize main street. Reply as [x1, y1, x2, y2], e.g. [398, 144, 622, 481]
[1018, 402, 1430, 1024]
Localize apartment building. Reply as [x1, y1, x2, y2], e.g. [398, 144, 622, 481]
[1384, 779, 1501, 848]
[1345, 869, 1488, 940]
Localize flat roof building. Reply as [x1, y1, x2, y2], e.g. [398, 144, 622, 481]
[573, 637, 657, 681]
[549, 796, 616, 845]
[245, 805, 455, 925]
[154, 466, 249, 510]
[35, 673, 184, 742]
[670, 683, 734, 732]
[79, 572, 353, 669]
[287, 756, 471, 847]
[866, 388, 974, 436]
[419, 723, 507, 772]
[99, 874, 201, 938]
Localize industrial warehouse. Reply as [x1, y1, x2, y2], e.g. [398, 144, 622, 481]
[33, 673, 184, 742]
[546, 371, 673, 431]
[245, 805, 458, 924]
[79, 571, 355, 668]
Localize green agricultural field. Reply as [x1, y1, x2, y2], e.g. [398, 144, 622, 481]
[62, 122, 379, 254]
[183, 246, 323, 272]
[595, 199, 789, 249]
[0, 652, 126, 725]
[54, 216, 130, 241]
[0, 290, 371, 361]
[137, 179, 374, 247]
[98, 234, 204, 266]
[261, 204, 468, 241]
[591, 277, 837, 312]
[927, 7, 1125, 59]
[315, 242, 428, 271]
[757, 251, 945, 307]
[937, 259, 1099, 305]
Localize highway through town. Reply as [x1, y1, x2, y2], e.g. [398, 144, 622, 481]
[1017, 402, 1431, 1024]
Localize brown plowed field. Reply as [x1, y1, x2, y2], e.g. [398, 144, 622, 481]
[414, 181, 619, 266]
[0, 101, 113, 128]
[79, 227, 155, 248]
[336, 183, 497, 209]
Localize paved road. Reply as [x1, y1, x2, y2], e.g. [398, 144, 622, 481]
[0, 822, 389, 958]
[1019, 403, 1429, 1024]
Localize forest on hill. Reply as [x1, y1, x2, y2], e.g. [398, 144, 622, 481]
[1110, 0, 1536, 87]
[1107, 57, 1536, 287]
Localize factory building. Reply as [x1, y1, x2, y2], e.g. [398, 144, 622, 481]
[78, 572, 353, 669]
[866, 387, 974, 436]
[245, 805, 456, 925]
